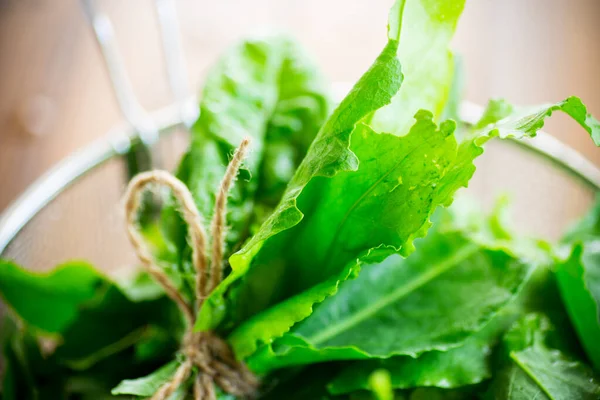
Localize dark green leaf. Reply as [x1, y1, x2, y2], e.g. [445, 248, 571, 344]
[260, 364, 343, 400]
[327, 258, 565, 395]
[408, 387, 478, 400]
[486, 362, 549, 400]
[53, 284, 181, 369]
[487, 314, 600, 400]
[1, 318, 67, 400]
[328, 328, 495, 394]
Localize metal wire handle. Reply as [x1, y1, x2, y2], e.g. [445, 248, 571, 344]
[79, 0, 198, 170]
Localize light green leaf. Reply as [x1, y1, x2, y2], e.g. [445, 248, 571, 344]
[253, 39, 332, 214]
[0, 260, 103, 333]
[443, 195, 554, 264]
[487, 314, 600, 400]
[370, 0, 466, 136]
[474, 96, 600, 145]
[227, 109, 474, 361]
[440, 54, 465, 122]
[472, 98, 514, 130]
[368, 369, 394, 400]
[111, 360, 179, 397]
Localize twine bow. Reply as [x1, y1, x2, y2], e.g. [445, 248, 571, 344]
[123, 138, 258, 400]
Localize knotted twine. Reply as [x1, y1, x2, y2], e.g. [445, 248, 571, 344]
[123, 138, 259, 400]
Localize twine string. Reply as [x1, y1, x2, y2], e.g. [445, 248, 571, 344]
[123, 138, 257, 399]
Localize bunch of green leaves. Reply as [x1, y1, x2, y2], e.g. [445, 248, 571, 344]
[0, 261, 183, 399]
[2, 0, 600, 399]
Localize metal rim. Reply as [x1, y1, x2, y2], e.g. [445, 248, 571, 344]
[0, 100, 188, 254]
[1, 91, 599, 254]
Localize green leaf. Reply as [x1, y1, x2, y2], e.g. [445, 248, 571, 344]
[197, 2, 405, 333]
[259, 364, 344, 400]
[327, 256, 563, 395]
[227, 259, 358, 362]
[1, 318, 67, 399]
[227, 110, 469, 358]
[226, 93, 597, 368]
[111, 360, 179, 397]
[212, 0, 470, 354]
[328, 325, 496, 394]
[474, 96, 600, 145]
[53, 283, 181, 369]
[486, 362, 549, 400]
[116, 270, 167, 303]
[206, 0, 467, 340]
[556, 243, 600, 371]
[408, 387, 478, 400]
[441, 54, 465, 122]
[443, 195, 555, 264]
[487, 314, 600, 400]
[0, 260, 182, 396]
[2, 318, 36, 400]
[253, 40, 332, 213]
[370, 0, 466, 136]
[556, 196, 600, 371]
[562, 195, 600, 242]
[472, 99, 514, 130]
[0, 260, 104, 333]
[245, 221, 532, 373]
[163, 34, 330, 290]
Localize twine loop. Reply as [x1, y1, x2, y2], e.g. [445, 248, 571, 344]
[123, 138, 257, 399]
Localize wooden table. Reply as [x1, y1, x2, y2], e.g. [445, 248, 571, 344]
[1, 0, 599, 212]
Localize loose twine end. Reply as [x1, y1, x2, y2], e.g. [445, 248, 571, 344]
[123, 138, 258, 400]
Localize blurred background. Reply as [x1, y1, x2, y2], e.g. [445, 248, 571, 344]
[1, 0, 599, 213]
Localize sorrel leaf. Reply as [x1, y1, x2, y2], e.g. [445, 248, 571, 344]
[244, 217, 532, 373]
[487, 314, 600, 400]
[556, 198, 600, 371]
[163, 34, 330, 278]
[0, 260, 104, 333]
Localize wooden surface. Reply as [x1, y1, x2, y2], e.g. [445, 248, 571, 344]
[1, 0, 599, 212]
